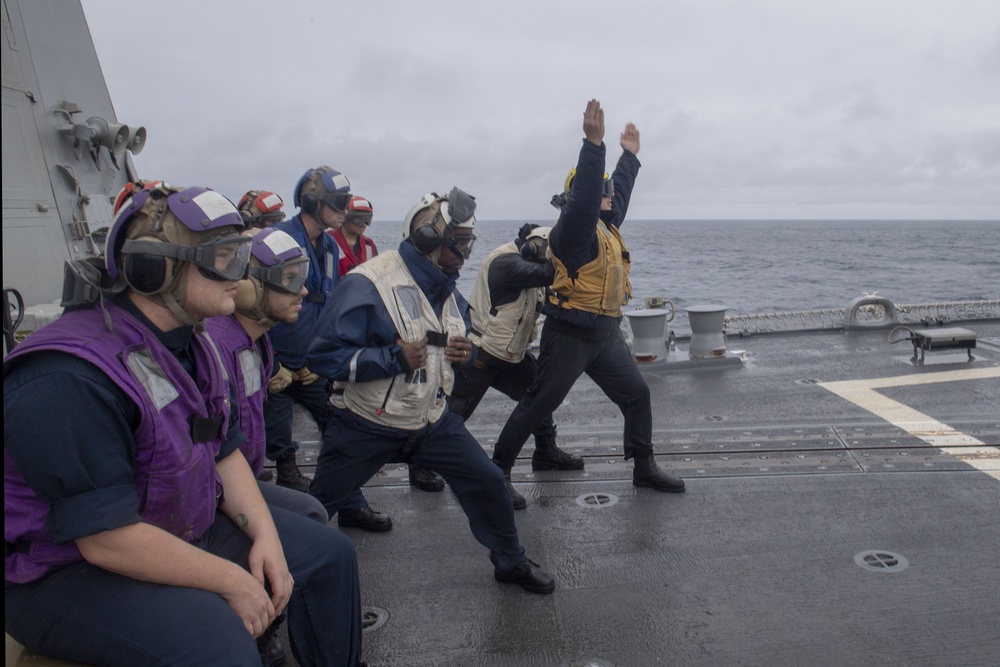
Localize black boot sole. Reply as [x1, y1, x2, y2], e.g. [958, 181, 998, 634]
[494, 570, 556, 594]
[409, 480, 445, 492]
[531, 458, 585, 471]
[633, 478, 686, 493]
[337, 516, 394, 532]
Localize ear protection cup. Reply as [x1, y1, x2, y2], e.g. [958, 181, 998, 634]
[234, 278, 262, 313]
[410, 224, 442, 255]
[123, 252, 170, 295]
[300, 193, 319, 216]
[520, 240, 538, 261]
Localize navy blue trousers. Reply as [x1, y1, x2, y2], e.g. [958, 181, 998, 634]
[263, 378, 329, 462]
[264, 379, 366, 511]
[5, 508, 362, 667]
[448, 352, 557, 443]
[310, 407, 527, 571]
[492, 317, 653, 470]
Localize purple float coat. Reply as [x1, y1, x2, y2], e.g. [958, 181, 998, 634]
[205, 315, 273, 476]
[4, 302, 229, 583]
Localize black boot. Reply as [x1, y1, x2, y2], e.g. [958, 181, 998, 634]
[257, 613, 287, 667]
[338, 506, 393, 532]
[632, 453, 685, 493]
[275, 453, 310, 493]
[408, 464, 445, 492]
[531, 427, 584, 470]
[499, 465, 526, 510]
[494, 558, 555, 594]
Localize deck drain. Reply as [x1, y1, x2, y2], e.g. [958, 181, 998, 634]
[854, 551, 909, 573]
[361, 606, 389, 632]
[702, 415, 726, 422]
[576, 492, 619, 508]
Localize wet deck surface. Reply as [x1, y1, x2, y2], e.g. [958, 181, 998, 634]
[280, 323, 1000, 666]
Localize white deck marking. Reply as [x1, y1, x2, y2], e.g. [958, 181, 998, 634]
[820, 368, 1000, 481]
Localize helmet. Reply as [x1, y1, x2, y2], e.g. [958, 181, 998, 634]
[551, 167, 613, 209]
[238, 190, 285, 228]
[526, 226, 551, 242]
[234, 227, 309, 325]
[106, 183, 250, 325]
[293, 166, 351, 215]
[403, 187, 477, 263]
[112, 179, 164, 216]
[520, 226, 551, 261]
[344, 196, 374, 227]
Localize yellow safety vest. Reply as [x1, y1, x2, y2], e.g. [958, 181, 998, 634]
[549, 221, 632, 317]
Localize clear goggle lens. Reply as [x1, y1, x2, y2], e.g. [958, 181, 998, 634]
[122, 234, 252, 282]
[252, 259, 309, 294]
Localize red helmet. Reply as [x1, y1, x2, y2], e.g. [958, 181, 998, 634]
[113, 179, 163, 215]
[238, 190, 285, 228]
[345, 196, 373, 226]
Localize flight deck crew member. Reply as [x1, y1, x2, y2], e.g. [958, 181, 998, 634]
[205, 226, 329, 665]
[449, 224, 583, 510]
[490, 99, 686, 504]
[307, 188, 556, 595]
[267, 166, 391, 532]
[4, 183, 362, 667]
[328, 195, 448, 494]
[238, 189, 286, 229]
[205, 226, 328, 524]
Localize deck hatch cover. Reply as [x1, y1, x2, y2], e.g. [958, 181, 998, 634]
[854, 550, 909, 572]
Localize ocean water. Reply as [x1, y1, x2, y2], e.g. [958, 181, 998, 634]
[364, 219, 1000, 328]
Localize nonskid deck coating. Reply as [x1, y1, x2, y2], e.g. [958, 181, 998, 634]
[278, 322, 999, 666]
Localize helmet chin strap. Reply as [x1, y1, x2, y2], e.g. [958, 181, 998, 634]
[158, 263, 203, 328]
[239, 277, 279, 329]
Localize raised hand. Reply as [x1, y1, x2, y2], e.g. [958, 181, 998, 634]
[583, 99, 605, 146]
[620, 122, 640, 155]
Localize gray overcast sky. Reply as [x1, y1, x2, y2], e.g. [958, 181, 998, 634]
[80, 0, 1000, 221]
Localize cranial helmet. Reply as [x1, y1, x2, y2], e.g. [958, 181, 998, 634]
[402, 187, 477, 266]
[293, 166, 351, 216]
[345, 196, 374, 227]
[234, 227, 309, 326]
[106, 183, 250, 325]
[113, 179, 164, 216]
[550, 167, 613, 209]
[238, 190, 285, 228]
[520, 226, 552, 261]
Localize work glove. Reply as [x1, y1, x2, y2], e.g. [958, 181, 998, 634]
[293, 366, 320, 385]
[268, 363, 294, 394]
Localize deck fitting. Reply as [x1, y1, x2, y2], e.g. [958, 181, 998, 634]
[576, 492, 619, 508]
[854, 551, 909, 572]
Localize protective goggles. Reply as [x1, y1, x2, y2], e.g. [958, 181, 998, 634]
[446, 187, 476, 226]
[602, 178, 615, 199]
[322, 192, 353, 213]
[122, 233, 252, 282]
[446, 233, 477, 259]
[346, 212, 373, 226]
[250, 258, 309, 294]
[257, 211, 285, 225]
